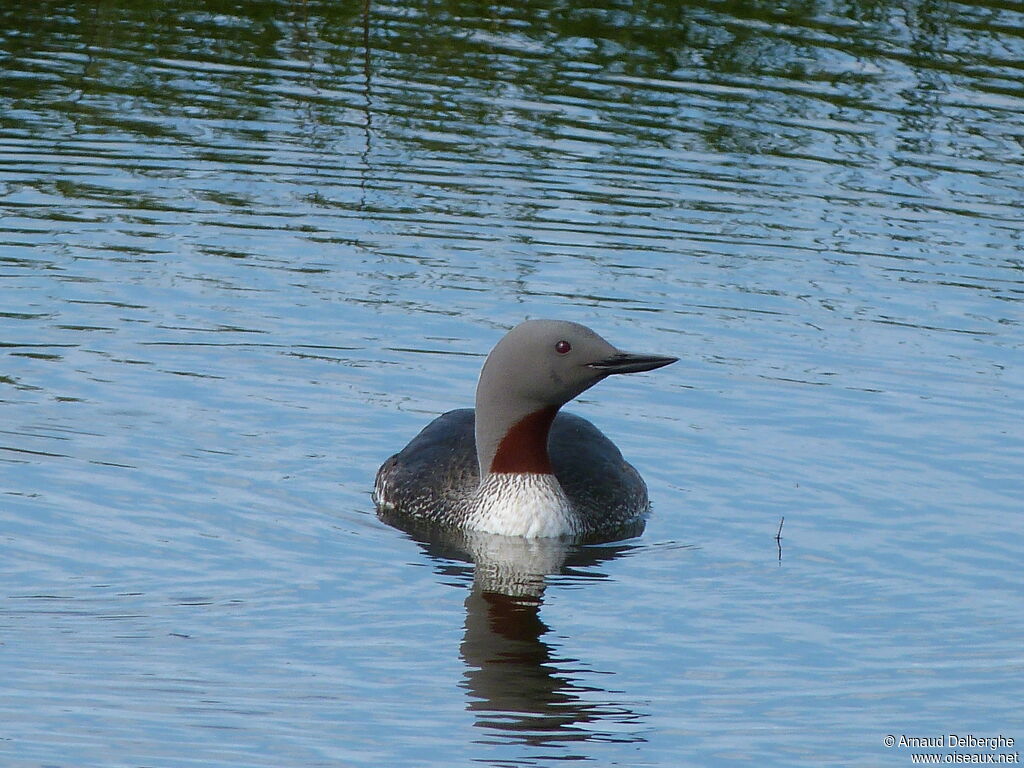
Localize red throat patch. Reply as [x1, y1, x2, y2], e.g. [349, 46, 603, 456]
[489, 406, 559, 474]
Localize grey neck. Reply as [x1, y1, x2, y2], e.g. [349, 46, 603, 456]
[474, 365, 557, 479]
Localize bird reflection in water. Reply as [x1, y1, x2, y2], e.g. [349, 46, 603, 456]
[381, 511, 650, 751]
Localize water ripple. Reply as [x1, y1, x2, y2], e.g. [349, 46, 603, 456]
[2, 1, 1023, 766]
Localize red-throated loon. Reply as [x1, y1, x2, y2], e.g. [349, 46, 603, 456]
[374, 320, 677, 538]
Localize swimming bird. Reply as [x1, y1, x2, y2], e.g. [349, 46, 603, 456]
[374, 320, 677, 538]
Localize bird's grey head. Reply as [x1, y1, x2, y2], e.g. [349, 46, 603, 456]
[479, 320, 625, 408]
[474, 319, 677, 476]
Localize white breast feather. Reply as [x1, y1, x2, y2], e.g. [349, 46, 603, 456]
[467, 473, 578, 538]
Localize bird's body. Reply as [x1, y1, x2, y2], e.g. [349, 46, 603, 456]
[374, 320, 676, 539]
[375, 408, 648, 537]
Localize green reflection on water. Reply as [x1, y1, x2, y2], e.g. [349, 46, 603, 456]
[3, 0, 1019, 151]
[0, 0, 1021, 256]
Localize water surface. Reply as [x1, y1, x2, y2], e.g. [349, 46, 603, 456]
[2, 1, 1022, 766]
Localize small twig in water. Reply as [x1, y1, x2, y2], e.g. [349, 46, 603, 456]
[775, 516, 785, 564]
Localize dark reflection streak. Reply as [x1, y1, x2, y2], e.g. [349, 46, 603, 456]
[62, 3, 99, 124]
[289, 0, 323, 162]
[360, 0, 374, 209]
[0, 445, 70, 459]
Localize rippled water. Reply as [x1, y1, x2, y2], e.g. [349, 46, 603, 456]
[2, 1, 1022, 766]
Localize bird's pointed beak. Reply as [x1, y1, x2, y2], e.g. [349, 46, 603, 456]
[587, 351, 678, 375]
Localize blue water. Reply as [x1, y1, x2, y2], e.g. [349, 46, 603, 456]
[2, 1, 1023, 766]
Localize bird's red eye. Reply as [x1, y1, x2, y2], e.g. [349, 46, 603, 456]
[555, 340, 571, 355]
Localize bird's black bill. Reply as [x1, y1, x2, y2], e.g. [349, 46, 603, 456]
[588, 351, 678, 375]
